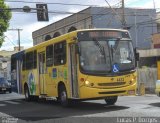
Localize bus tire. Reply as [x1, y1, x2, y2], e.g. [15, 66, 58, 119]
[104, 96, 118, 105]
[24, 85, 31, 101]
[59, 85, 70, 107]
[9, 89, 12, 93]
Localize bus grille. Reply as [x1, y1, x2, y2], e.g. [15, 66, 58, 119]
[99, 91, 126, 94]
[98, 82, 126, 86]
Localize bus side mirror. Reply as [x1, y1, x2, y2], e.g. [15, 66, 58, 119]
[135, 52, 139, 61]
[134, 48, 139, 67]
[134, 48, 139, 61]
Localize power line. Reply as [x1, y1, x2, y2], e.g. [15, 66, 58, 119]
[8, 29, 23, 51]
[91, 2, 121, 18]
[5, 8, 158, 28]
[4, 36, 16, 47]
[132, 17, 160, 26]
[4, 0, 99, 7]
[4, 1, 158, 31]
[125, 17, 160, 29]
[1, 8, 158, 17]
[104, 0, 123, 26]
[8, 9, 155, 17]
[4, 0, 160, 10]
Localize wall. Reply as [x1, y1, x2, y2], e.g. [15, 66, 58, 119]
[32, 7, 92, 45]
[138, 68, 157, 93]
[92, 7, 157, 49]
[157, 12, 160, 33]
[152, 33, 160, 48]
[33, 7, 157, 49]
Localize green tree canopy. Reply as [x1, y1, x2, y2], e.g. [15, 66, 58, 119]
[0, 0, 12, 47]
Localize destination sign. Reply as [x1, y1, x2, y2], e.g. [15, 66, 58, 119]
[89, 31, 121, 38]
[78, 30, 130, 41]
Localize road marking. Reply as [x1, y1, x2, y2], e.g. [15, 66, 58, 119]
[3, 100, 20, 105]
[0, 104, 6, 106]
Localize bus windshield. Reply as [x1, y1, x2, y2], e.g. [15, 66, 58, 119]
[79, 38, 135, 74]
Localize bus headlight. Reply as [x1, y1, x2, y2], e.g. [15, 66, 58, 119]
[85, 81, 94, 87]
[85, 81, 90, 86]
[129, 78, 135, 85]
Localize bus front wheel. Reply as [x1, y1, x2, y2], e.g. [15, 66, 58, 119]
[104, 96, 118, 105]
[24, 86, 31, 101]
[59, 86, 70, 107]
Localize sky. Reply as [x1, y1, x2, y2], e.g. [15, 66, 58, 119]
[0, 0, 159, 51]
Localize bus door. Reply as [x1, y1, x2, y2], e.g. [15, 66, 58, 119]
[11, 52, 24, 93]
[38, 51, 47, 95]
[70, 44, 79, 98]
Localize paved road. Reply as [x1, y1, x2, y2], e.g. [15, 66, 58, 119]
[0, 93, 160, 123]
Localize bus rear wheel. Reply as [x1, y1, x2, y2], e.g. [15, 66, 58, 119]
[59, 86, 70, 107]
[104, 96, 118, 105]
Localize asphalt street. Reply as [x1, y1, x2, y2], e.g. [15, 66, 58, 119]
[0, 93, 160, 123]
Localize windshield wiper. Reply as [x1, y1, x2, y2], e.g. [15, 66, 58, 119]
[93, 38, 105, 55]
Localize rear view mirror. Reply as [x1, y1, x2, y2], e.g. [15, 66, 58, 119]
[134, 48, 139, 61]
[134, 48, 139, 67]
[135, 52, 139, 61]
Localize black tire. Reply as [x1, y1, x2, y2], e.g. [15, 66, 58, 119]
[59, 85, 70, 107]
[104, 96, 118, 105]
[9, 88, 12, 93]
[32, 96, 39, 101]
[24, 86, 32, 101]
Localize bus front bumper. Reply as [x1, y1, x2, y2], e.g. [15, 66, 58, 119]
[155, 80, 160, 97]
[155, 89, 160, 97]
[79, 83, 137, 99]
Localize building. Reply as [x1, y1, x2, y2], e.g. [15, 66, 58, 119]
[152, 33, 160, 48]
[0, 46, 24, 80]
[157, 12, 160, 32]
[0, 46, 24, 57]
[33, 7, 157, 49]
[151, 12, 160, 48]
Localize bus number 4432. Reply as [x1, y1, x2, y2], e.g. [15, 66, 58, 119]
[117, 78, 124, 81]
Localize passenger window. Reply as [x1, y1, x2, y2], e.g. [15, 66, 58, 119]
[46, 45, 53, 66]
[26, 50, 37, 70]
[54, 41, 66, 65]
[22, 54, 26, 70]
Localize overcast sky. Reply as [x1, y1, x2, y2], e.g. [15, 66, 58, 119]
[0, 0, 159, 51]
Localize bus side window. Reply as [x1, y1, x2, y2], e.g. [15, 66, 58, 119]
[26, 51, 34, 70]
[54, 41, 66, 65]
[33, 50, 37, 69]
[22, 54, 26, 70]
[46, 45, 53, 66]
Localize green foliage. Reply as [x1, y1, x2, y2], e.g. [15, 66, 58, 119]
[0, 36, 4, 46]
[0, 0, 12, 47]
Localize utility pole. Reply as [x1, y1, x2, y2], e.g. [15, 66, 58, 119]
[153, 0, 156, 10]
[8, 29, 22, 51]
[122, 0, 126, 28]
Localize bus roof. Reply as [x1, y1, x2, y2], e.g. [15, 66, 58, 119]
[13, 28, 129, 54]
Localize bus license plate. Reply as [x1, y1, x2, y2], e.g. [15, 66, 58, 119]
[128, 90, 135, 95]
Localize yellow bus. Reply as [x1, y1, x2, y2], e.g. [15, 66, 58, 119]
[156, 61, 160, 96]
[11, 28, 138, 106]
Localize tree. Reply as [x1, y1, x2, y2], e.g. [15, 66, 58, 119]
[0, 1, 12, 47]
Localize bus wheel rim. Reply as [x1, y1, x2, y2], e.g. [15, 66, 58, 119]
[25, 89, 28, 99]
[61, 91, 67, 102]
